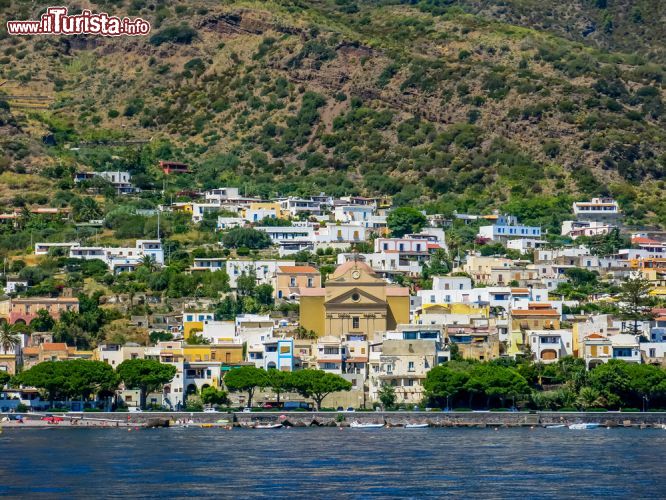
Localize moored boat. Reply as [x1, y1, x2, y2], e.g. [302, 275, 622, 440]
[568, 423, 601, 430]
[254, 423, 283, 429]
[545, 424, 567, 429]
[350, 421, 384, 429]
[404, 423, 429, 429]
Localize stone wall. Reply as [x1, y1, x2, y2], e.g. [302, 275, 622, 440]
[26, 411, 666, 427]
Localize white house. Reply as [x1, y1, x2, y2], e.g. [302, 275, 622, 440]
[573, 197, 620, 223]
[334, 205, 375, 224]
[527, 329, 573, 364]
[66, 240, 164, 273]
[225, 260, 295, 289]
[217, 217, 245, 230]
[478, 215, 541, 242]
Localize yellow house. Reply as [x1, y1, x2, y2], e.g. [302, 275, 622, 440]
[0, 352, 17, 375]
[182, 344, 244, 365]
[171, 202, 193, 214]
[182, 311, 215, 338]
[508, 304, 561, 357]
[242, 202, 287, 222]
[299, 261, 409, 340]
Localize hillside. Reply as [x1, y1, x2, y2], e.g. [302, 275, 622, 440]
[0, 0, 664, 232]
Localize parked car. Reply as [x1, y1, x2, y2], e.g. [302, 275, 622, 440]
[261, 403, 273, 409]
[242, 407, 252, 413]
[346, 407, 355, 412]
[203, 407, 218, 413]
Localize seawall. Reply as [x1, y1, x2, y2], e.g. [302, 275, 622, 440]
[5, 411, 665, 427]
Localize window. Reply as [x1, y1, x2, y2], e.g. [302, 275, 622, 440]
[352, 317, 360, 329]
[408, 361, 415, 372]
[290, 277, 296, 287]
[307, 277, 314, 288]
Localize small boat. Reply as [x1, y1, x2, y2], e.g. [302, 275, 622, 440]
[404, 423, 429, 429]
[254, 423, 283, 429]
[545, 424, 567, 429]
[569, 423, 601, 430]
[350, 421, 384, 429]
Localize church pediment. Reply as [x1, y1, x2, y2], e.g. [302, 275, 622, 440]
[325, 287, 387, 307]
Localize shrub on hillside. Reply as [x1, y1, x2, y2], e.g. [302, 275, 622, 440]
[149, 24, 197, 46]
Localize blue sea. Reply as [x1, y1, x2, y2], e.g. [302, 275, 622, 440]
[0, 427, 664, 498]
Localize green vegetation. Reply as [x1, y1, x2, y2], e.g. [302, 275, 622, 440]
[223, 366, 268, 408]
[0, 0, 663, 231]
[387, 207, 427, 237]
[290, 369, 353, 411]
[116, 358, 177, 410]
[425, 357, 666, 411]
[15, 360, 117, 405]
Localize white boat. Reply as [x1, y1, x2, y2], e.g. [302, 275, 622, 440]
[350, 421, 384, 429]
[568, 423, 601, 430]
[545, 424, 567, 429]
[404, 423, 429, 429]
[254, 423, 282, 429]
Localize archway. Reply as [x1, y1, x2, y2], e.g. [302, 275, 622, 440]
[540, 349, 557, 361]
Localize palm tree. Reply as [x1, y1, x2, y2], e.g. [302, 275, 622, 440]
[0, 322, 21, 354]
[140, 254, 157, 273]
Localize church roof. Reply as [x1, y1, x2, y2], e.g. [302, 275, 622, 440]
[329, 260, 375, 279]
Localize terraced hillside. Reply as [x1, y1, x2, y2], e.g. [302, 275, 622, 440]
[0, 0, 664, 229]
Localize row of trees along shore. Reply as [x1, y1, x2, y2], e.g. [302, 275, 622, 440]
[424, 357, 666, 411]
[5, 361, 352, 411]
[5, 356, 666, 412]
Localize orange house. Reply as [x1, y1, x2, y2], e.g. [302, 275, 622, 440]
[9, 297, 79, 325]
[274, 265, 321, 301]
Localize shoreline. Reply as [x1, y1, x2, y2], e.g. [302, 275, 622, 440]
[2, 411, 666, 430]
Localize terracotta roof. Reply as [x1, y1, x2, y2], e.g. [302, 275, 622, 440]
[329, 260, 375, 278]
[278, 266, 319, 274]
[346, 357, 368, 363]
[528, 302, 553, 308]
[585, 333, 606, 340]
[22, 347, 39, 355]
[511, 288, 530, 294]
[299, 288, 326, 297]
[42, 343, 69, 351]
[632, 236, 662, 245]
[317, 359, 342, 363]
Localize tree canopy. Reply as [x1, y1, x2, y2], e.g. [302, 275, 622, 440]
[221, 227, 272, 249]
[15, 360, 118, 403]
[223, 366, 268, 407]
[387, 207, 427, 237]
[116, 358, 176, 409]
[290, 369, 352, 410]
